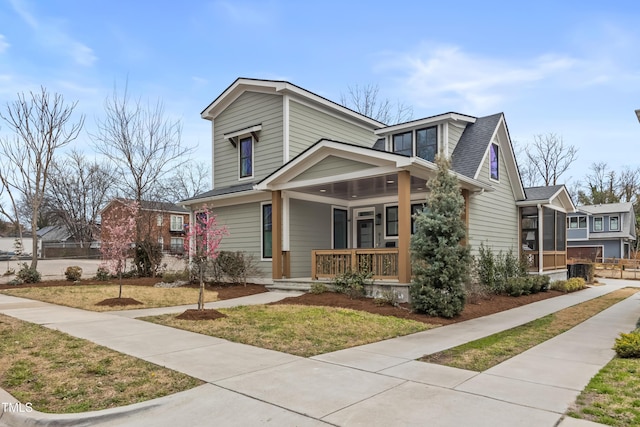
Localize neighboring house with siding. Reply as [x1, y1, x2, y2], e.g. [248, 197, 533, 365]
[182, 78, 574, 294]
[567, 202, 637, 261]
[101, 199, 189, 254]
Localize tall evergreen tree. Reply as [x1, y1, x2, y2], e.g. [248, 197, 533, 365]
[410, 156, 470, 318]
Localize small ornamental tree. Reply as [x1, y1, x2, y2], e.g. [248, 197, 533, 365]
[410, 156, 471, 318]
[184, 207, 227, 310]
[100, 200, 138, 298]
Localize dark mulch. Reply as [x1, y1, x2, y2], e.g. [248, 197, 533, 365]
[175, 309, 228, 320]
[95, 297, 144, 307]
[270, 290, 566, 325]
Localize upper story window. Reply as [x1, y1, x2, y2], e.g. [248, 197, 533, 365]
[156, 214, 163, 226]
[416, 127, 437, 162]
[393, 132, 412, 156]
[567, 216, 587, 229]
[490, 143, 499, 181]
[239, 136, 254, 178]
[170, 215, 184, 232]
[610, 216, 619, 231]
[593, 216, 603, 232]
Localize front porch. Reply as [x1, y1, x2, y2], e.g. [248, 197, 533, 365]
[311, 248, 399, 280]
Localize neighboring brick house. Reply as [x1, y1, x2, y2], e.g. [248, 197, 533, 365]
[100, 199, 190, 254]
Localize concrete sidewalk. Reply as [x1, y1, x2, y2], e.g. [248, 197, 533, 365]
[0, 279, 638, 426]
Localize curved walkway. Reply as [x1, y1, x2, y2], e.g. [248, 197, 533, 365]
[0, 279, 638, 426]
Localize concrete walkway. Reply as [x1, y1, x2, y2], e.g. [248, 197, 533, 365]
[0, 279, 638, 426]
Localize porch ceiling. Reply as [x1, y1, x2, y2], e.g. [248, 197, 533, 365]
[291, 174, 428, 200]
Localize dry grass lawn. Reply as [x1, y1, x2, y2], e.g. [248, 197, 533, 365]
[1, 285, 219, 311]
[145, 304, 434, 357]
[0, 313, 202, 413]
[421, 288, 639, 371]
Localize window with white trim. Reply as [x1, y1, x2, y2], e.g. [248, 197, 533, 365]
[170, 237, 184, 253]
[593, 216, 603, 232]
[567, 216, 587, 229]
[239, 136, 253, 178]
[610, 216, 619, 231]
[156, 214, 163, 226]
[490, 143, 499, 180]
[170, 215, 184, 231]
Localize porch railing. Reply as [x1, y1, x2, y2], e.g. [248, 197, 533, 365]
[525, 251, 567, 271]
[311, 248, 399, 280]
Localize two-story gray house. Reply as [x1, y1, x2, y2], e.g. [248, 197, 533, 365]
[567, 202, 637, 261]
[182, 78, 574, 295]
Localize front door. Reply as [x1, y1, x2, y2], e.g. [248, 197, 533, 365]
[357, 219, 374, 248]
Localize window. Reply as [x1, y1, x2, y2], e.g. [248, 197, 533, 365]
[416, 127, 437, 162]
[385, 206, 398, 237]
[610, 216, 619, 231]
[490, 143, 499, 180]
[156, 214, 163, 226]
[594, 217, 603, 232]
[411, 203, 425, 234]
[262, 203, 272, 259]
[393, 132, 412, 156]
[239, 136, 253, 178]
[170, 215, 184, 231]
[567, 216, 587, 229]
[333, 208, 348, 249]
[170, 237, 184, 254]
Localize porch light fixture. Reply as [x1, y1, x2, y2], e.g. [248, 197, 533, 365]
[351, 195, 358, 198]
[319, 189, 326, 193]
[387, 180, 395, 184]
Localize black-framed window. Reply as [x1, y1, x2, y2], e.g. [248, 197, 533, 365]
[416, 127, 437, 162]
[262, 204, 272, 258]
[386, 206, 398, 237]
[333, 208, 348, 249]
[490, 143, 499, 180]
[393, 132, 412, 156]
[239, 136, 253, 178]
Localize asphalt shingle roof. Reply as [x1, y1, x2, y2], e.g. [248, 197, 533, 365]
[451, 113, 503, 179]
[182, 182, 257, 202]
[524, 185, 565, 201]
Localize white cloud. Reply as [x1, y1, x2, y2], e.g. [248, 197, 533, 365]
[9, 0, 38, 28]
[71, 42, 97, 67]
[381, 44, 577, 113]
[0, 35, 9, 53]
[214, 1, 275, 25]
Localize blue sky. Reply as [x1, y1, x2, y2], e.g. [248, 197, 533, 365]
[1, 0, 640, 187]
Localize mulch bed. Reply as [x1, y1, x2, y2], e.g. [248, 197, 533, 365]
[270, 290, 566, 325]
[95, 297, 144, 307]
[176, 309, 228, 320]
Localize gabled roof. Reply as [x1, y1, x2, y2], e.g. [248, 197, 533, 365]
[451, 113, 503, 178]
[36, 225, 71, 242]
[519, 184, 576, 212]
[524, 185, 566, 201]
[201, 78, 385, 129]
[374, 112, 477, 135]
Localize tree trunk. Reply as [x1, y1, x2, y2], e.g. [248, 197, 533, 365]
[198, 266, 204, 310]
[31, 216, 38, 270]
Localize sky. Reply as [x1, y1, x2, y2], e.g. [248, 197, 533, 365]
[1, 0, 640, 189]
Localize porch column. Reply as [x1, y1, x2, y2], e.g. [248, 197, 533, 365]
[537, 204, 544, 274]
[398, 170, 411, 283]
[272, 190, 283, 280]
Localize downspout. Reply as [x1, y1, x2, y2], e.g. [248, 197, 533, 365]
[538, 204, 543, 275]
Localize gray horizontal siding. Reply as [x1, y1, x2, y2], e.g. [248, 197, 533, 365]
[214, 92, 284, 188]
[289, 100, 377, 158]
[448, 123, 465, 158]
[292, 156, 375, 182]
[467, 144, 519, 255]
[289, 199, 331, 278]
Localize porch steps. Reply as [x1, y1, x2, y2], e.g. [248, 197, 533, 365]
[267, 278, 327, 293]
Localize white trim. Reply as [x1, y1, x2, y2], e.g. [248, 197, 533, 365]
[282, 192, 290, 251]
[260, 201, 273, 261]
[331, 205, 349, 249]
[352, 207, 376, 248]
[270, 166, 399, 191]
[567, 215, 587, 230]
[489, 142, 500, 182]
[169, 215, 184, 232]
[286, 191, 348, 207]
[593, 216, 604, 232]
[238, 135, 255, 181]
[283, 95, 290, 163]
[182, 191, 269, 209]
[211, 121, 215, 189]
[609, 215, 620, 231]
[375, 112, 476, 135]
[443, 123, 449, 160]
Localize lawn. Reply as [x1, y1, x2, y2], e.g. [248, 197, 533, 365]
[568, 357, 640, 426]
[0, 284, 220, 311]
[0, 313, 202, 413]
[144, 304, 434, 357]
[421, 287, 639, 371]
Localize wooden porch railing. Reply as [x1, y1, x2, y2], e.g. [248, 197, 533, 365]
[311, 248, 399, 280]
[525, 251, 567, 271]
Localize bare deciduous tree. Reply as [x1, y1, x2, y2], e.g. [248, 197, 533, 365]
[91, 83, 193, 276]
[163, 161, 211, 203]
[47, 149, 116, 245]
[522, 133, 578, 186]
[617, 166, 640, 204]
[0, 87, 84, 268]
[577, 162, 620, 206]
[340, 83, 413, 125]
